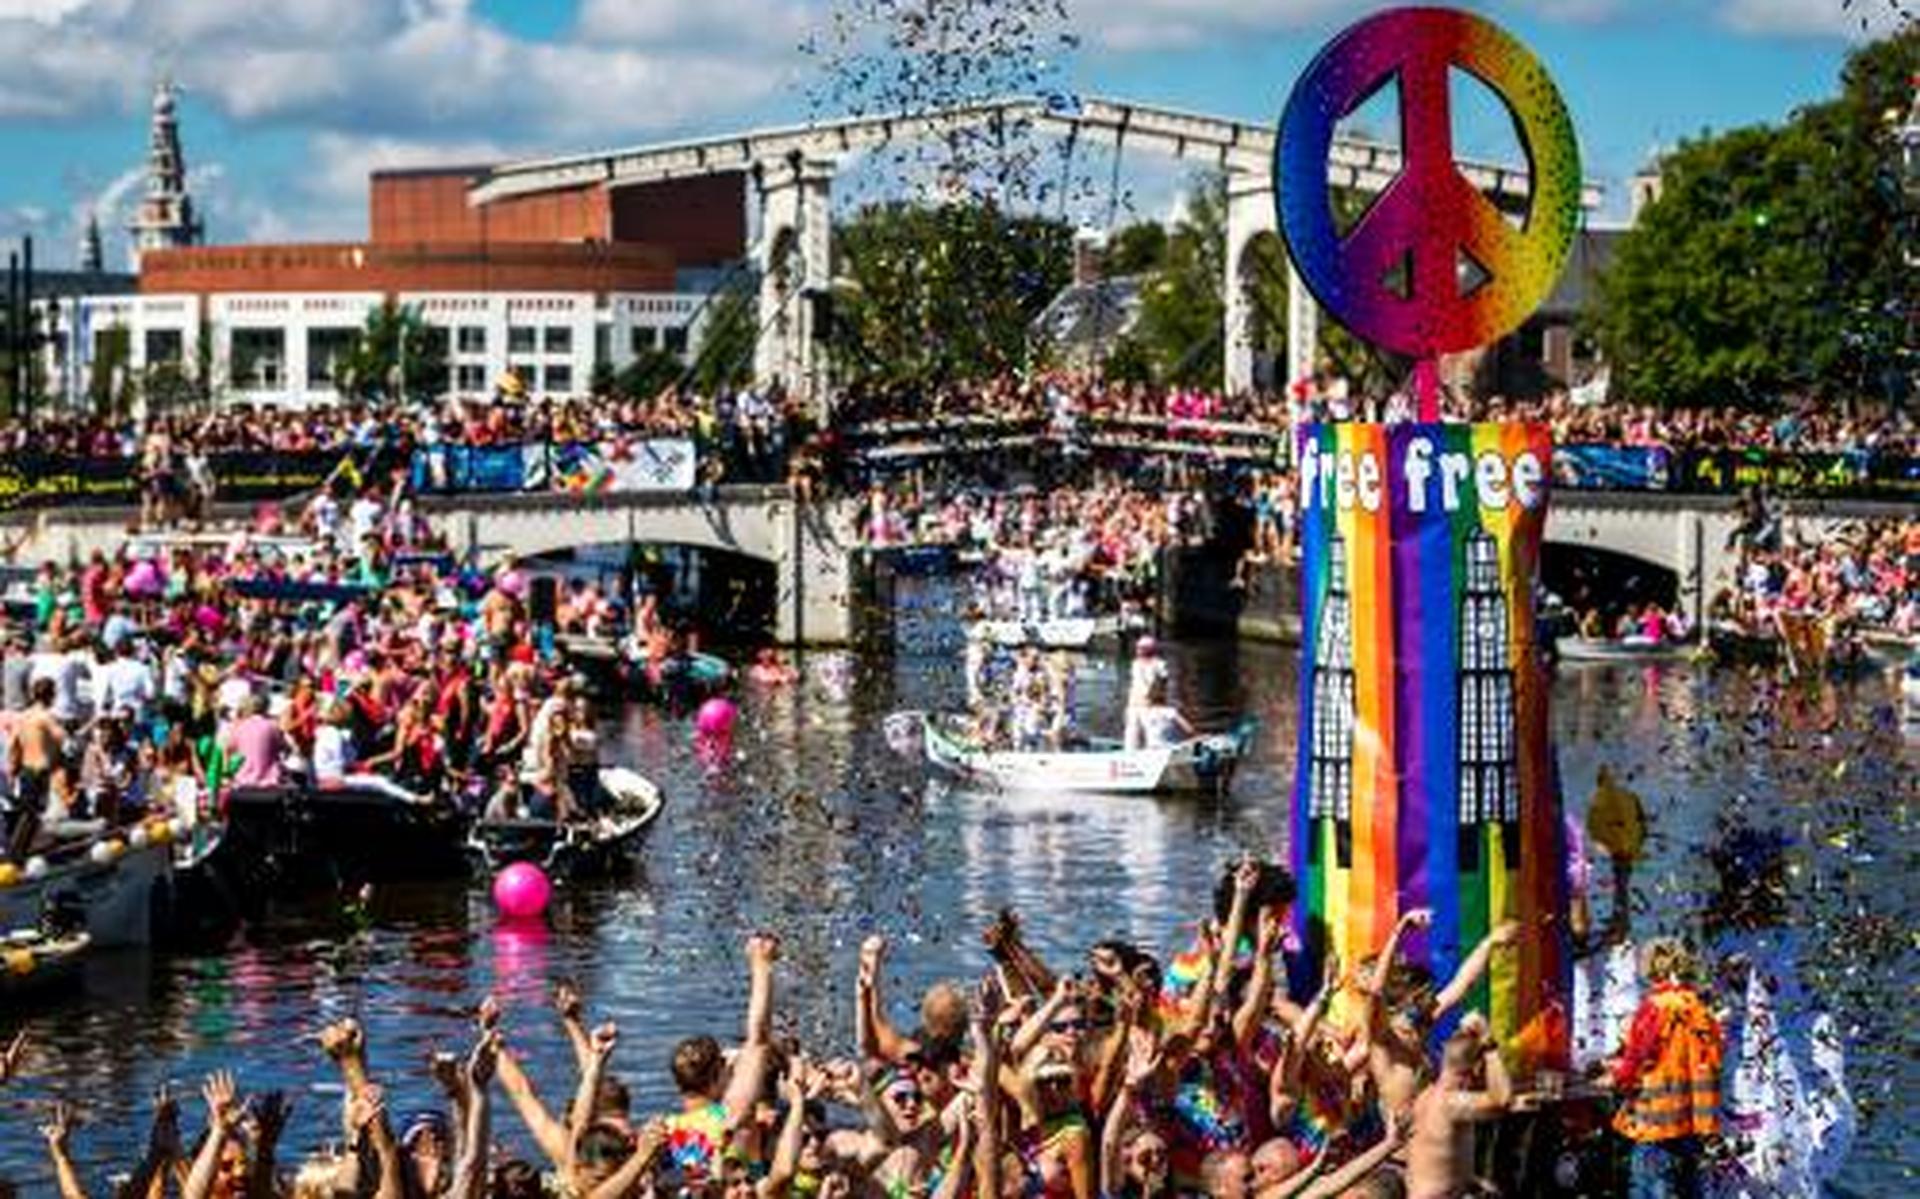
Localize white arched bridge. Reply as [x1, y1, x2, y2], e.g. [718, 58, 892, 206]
[9, 488, 1900, 645]
[467, 95, 1606, 401]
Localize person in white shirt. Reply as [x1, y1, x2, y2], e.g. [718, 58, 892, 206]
[28, 636, 90, 724]
[1125, 677, 1194, 751]
[96, 642, 156, 725]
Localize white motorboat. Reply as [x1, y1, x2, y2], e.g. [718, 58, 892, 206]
[1556, 636, 1694, 664]
[0, 827, 176, 948]
[918, 715, 1252, 795]
[967, 617, 1115, 650]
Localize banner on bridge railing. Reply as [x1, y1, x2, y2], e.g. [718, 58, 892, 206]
[1551, 444, 1669, 491]
[410, 439, 697, 497]
[1673, 449, 1920, 499]
[0, 447, 380, 512]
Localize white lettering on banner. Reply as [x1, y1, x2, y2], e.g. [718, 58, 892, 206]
[1298, 435, 1547, 515]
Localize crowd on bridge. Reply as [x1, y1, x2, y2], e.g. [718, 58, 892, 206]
[8, 843, 1828, 1199]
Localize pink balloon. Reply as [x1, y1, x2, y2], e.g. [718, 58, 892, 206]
[492, 861, 552, 920]
[126, 560, 163, 598]
[194, 604, 224, 633]
[694, 697, 737, 739]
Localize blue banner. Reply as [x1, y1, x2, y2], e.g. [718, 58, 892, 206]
[1551, 444, 1669, 491]
[412, 444, 540, 494]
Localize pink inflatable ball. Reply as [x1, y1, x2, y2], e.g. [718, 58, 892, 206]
[695, 697, 738, 739]
[125, 560, 165, 598]
[492, 861, 552, 920]
[193, 604, 225, 635]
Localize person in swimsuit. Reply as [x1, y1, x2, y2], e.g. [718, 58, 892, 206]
[6, 678, 65, 860]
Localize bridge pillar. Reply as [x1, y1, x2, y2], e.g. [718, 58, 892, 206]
[755, 155, 835, 416]
[1286, 258, 1318, 401]
[1223, 170, 1275, 396]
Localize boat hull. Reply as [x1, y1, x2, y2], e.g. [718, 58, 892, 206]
[1555, 637, 1691, 664]
[206, 786, 472, 904]
[968, 618, 1110, 649]
[467, 768, 665, 879]
[923, 720, 1246, 795]
[0, 842, 170, 948]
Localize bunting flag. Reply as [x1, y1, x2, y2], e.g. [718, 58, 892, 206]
[1289, 421, 1569, 1067]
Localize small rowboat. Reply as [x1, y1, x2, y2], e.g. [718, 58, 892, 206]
[919, 715, 1253, 795]
[0, 929, 90, 998]
[467, 767, 665, 878]
[1555, 636, 1693, 664]
[968, 617, 1115, 650]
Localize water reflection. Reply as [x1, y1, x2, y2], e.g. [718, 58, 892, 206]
[0, 640, 1910, 1192]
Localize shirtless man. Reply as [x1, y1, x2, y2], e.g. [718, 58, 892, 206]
[6, 678, 65, 859]
[1404, 1014, 1510, 1199]
[1360, 910, 1519, 1119]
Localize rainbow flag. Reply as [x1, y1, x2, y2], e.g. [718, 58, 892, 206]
[1289, 422, 1569, 1067]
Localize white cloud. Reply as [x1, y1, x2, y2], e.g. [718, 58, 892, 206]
[1717, 0, 1911, 37]
[576, 0, 815, 49]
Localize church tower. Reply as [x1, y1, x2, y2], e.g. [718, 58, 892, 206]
[127, 78, 202, 269]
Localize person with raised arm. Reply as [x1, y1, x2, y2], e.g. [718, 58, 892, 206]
[657, 931, 779, 1189]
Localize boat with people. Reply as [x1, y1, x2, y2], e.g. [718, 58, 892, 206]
[467, 766, 665, 878]
[966, 616, 1112, 650]
[556, 633, 734, 708]
[0, 928, 90, 999]
[912, 712, 1254, 795]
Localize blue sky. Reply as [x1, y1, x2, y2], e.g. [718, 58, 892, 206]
[0, 0, 1899, 269]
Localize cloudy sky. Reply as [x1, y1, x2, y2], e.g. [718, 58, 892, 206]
[0, 0, 1902, 269]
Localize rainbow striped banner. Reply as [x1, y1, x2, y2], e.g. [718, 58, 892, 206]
[1290, 422, 1569, 1066]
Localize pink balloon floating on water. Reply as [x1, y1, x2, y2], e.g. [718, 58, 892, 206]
[695, 697, 737, 739]
[492, 861, 552, 920]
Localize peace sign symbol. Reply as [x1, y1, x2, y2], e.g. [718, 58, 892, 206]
[1275, 7, 1581, 359]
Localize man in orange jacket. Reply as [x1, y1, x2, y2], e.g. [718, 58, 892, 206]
[1608, 938, 1724, 1199]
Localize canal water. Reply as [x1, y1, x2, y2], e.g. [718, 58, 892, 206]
[0, 603, 1913, 1191]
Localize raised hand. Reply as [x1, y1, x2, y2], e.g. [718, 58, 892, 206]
[858, 935, 888, 988]
[781, 1053, 810, 1104]
[249, 1090, 293, 1145]
[552, 981, 582, 1023]
[0, 1028, 26, 1082]
[429, 1051, 463, 1098]
[1320, 950, 1343, 996]
[319, 1017, 365, 1062]
[1256, 906, 1285, 954]
[468, 1029, 501, 1088]
[973, 974, 1007, 1027]
[1399, 908, 1434, 930]
[147, 1085, 182, 1160]
[202, 1071, 240, 1135]
[476, 994, 503, 1032]
[746, 931, 782, 967]
[41, 1099, 77, 1152]
[589, 1021, 618, 1059]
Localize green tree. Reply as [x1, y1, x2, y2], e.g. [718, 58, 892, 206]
[140, 362, 198, 414]
[1106, 222, 1168, 275]
[1593, 28, 1916, 407]
[335, 301, 448, 402]
[833, 201, 1070, 388]
[690, 289, 756, 393]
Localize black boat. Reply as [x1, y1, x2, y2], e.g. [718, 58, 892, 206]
[466, 768, 665, 879]
[206, 784, 471, 905]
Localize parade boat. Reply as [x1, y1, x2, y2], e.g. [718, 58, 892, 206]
[557, 633, 734, 707]
[966, 617, 1117, 650]
[467, 767, 665, 879]
[208, 783, 472, 901]
[916, 713, 1253, 795]
[0, 823, 179, 948]
[1554, 635, 1694, 664]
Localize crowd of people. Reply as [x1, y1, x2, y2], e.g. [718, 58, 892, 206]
[1710, 512, 1919, 649]
[0, 466, 636, 865]
[2, 853, 1762, 1199]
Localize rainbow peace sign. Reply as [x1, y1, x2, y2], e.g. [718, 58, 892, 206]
[1276, 7, 1581, 359]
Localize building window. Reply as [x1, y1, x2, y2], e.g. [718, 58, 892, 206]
[662, 326, 689, 357]
[507, 325, 537, 354]
[630, 326, 658, 354]
[306, 327, 357, 388]
[544, 326, 572, 355]
[230, 328, 286, 391]
[144, 329, 183, 365]
[457, 326, 486, 355]
[1456, 530, 1517, 870]
[543, 364, 573, 393]
[456, 364, 487, 393]
[1305, 534, 1355, 869]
